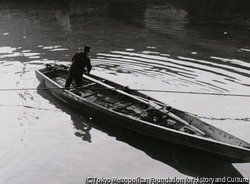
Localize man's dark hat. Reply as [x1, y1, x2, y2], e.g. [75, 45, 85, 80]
[84, 45, 91, 52]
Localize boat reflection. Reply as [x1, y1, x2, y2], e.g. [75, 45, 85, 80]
[37, 83, 91, 142]
[36, 83, 244, 178]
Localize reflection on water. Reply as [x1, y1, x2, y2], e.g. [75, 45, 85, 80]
[1, 0, 250, 181]
[36, 83, 244, 178]
[37, 83, 92, 143]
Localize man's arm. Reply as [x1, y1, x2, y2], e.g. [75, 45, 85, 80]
[86, 58, 92, 74]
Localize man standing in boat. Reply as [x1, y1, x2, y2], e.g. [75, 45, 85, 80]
[65, 45, 92, 89]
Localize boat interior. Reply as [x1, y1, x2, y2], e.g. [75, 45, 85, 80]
[40, 65, 196, 136]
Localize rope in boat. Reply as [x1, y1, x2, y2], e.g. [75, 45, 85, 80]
[1, 87, 250, 97]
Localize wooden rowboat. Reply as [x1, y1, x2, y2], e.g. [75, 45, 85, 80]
[35, 64, 250, 162]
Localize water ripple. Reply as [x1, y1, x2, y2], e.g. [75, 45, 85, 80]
[94, 50, 250, 95]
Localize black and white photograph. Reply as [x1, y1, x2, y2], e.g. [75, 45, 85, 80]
[0, 0, 250, 183]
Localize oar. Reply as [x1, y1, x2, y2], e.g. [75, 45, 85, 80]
[82, 74, 206, 136]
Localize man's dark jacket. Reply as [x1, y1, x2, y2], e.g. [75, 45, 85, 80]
[65, 52, 92, 87]
[70, 52, 92, 76]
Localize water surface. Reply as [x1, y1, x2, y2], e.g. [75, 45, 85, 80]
[0, 0, 250, 183]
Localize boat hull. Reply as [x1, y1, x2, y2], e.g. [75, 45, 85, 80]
[35, 67, 250, 163]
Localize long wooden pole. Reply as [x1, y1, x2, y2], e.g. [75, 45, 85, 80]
[2, 86, 250, 98]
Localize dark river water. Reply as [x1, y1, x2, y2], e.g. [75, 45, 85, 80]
[1, 0, 250, 183]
